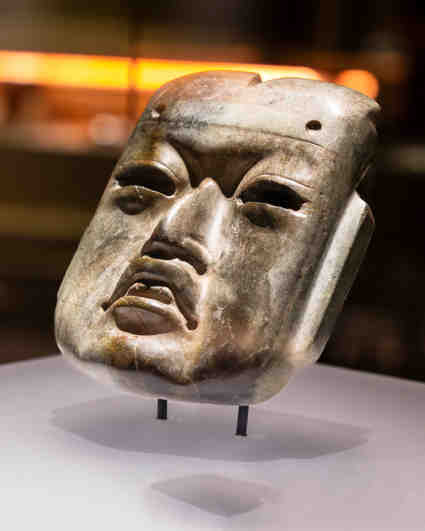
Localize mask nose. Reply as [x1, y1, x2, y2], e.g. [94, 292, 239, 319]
[142, 178, 232, 273]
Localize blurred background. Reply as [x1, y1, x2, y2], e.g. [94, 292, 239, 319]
[1, 0, 424, 382]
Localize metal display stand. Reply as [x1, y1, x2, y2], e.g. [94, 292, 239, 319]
[1, 355, 424, 530]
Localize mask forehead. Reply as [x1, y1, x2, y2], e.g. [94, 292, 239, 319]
[144, 73, 379, 189]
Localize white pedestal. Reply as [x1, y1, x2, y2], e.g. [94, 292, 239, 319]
[1, 355, 424, 530]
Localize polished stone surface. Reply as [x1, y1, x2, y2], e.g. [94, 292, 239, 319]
[56, 72, 379, 404]
[1, 355, 424, 530]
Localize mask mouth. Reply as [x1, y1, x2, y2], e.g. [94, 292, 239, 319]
[103, 256, 200, 332]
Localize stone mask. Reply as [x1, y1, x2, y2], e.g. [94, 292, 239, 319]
[55, 72, 379, 405]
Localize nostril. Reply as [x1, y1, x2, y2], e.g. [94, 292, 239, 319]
[186, 318, 198, 330]
[191, 259, 207, 276]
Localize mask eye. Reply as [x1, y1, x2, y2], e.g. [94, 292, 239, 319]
[116, 164, 176, 196]
[239, 179, 306, 211]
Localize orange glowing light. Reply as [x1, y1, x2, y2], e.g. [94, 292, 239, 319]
[335, 69, 379, 99]
[0, 51, 130, 90]
[0, 51, 324, 92]
[0, 51, 379, 99]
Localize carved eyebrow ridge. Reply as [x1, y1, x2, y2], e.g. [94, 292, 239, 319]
[143, 117, 336, 154]
[268, 174, 314, 191]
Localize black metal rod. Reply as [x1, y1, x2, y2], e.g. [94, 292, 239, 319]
[157, 398, 168, 420]
[236, 405, 249, 436]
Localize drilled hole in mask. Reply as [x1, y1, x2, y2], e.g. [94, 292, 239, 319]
[306, 120, 322, 131]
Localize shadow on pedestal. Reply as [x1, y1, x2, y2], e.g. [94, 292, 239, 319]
[151, 474, 280, 517]
[51, 395, 369, 462]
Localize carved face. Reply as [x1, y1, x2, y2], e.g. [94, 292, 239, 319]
[55, 73, 379, 404]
